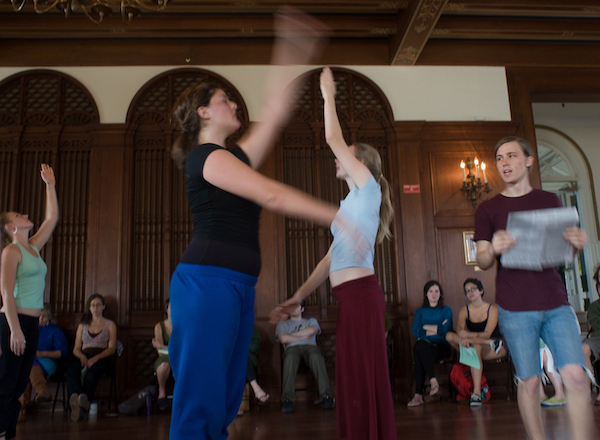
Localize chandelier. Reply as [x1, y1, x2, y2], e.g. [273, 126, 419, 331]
[460, 157, 491, 209]
[9, 0, 169, 24]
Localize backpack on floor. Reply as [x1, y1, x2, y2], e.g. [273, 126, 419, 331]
[449, 363, 491, 403]
[118, 384, 158, 415]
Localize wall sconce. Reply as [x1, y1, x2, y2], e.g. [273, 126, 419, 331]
[460, 157, 491, 209]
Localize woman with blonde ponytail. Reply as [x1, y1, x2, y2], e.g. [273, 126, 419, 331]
[0, 164, 58, 440]
[270, 67, 397, 440]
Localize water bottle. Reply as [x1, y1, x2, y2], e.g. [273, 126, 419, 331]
[146, 390, 153, 415]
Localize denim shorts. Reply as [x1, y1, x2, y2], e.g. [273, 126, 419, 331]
[498, 305, 586, 381]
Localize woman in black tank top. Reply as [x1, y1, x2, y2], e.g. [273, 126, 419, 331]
[445, 278, 507, 406]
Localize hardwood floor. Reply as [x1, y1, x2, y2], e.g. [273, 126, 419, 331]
[16, 394, 600, 440]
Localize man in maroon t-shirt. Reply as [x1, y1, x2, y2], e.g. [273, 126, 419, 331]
[475, 136, 595, 440]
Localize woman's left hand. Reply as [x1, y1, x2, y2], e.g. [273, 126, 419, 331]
[40, 163, 55, 186]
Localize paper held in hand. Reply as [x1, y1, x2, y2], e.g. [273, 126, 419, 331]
[500, 207, 579, 271]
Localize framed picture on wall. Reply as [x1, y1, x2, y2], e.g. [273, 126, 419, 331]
[463, 231, 477, 265]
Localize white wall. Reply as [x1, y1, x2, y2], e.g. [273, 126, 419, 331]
[0, 66, 511, 124]
[533, 103, 600, 300]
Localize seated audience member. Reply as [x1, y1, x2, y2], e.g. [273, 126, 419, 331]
[18, 303, 69, 421]
[276, 303, 334, 413]
[582, 268, 600, 405]
[539, 339, 566, 406]
[408, 280, 453, 407]
[66, 293, 117, 421]
[238, 324, 270, 416]
[247, 324, 269, 405]
[152, 298, 172, 411]
[445, 278, 506, 406]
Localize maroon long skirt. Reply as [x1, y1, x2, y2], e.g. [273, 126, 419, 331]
[332, 275, 397, 440]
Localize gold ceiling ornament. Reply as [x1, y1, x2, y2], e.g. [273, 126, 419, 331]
[460, 156, 491, 209]
[9, 0, 169, 24]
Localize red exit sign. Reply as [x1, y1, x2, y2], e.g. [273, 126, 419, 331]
[403, 184, 420, 194]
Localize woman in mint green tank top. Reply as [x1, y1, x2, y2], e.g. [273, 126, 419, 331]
[0, 164, 59, 440]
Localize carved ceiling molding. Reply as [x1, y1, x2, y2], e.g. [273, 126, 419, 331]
[391, 0, 449, 65]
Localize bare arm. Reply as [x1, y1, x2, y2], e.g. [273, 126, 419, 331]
[476, 229, 516, 270]
[72, 324, 86, 366]
[203, 150, 338, 227]
[320, 67, 371, 189]
[237, 8, 326, 169]
[278, 325, 318, 344]
[0, 245, 25, 355]
[269, 247, 332, 324]
[152, 321, 167, 353]
[36, 349, 62, 359]
[29, 164, 59, 251]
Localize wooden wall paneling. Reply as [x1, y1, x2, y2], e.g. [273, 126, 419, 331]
[435, 228, 498, 328]
[86, 125, 126, 326]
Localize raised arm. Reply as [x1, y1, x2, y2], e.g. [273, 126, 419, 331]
[320, 67, 371, 189]
[29, 164, 59, 251]
[237, 7, 327, 169]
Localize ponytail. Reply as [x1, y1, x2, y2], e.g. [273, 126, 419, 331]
[352, 143, 394, 243]
[171, 83, 220, 170]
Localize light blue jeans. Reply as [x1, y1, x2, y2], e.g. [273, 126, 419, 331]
[498, 305, 586, 382]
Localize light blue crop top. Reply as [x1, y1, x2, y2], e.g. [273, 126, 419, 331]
[13, 241, 47, 309]
[330, 175, 381, 273]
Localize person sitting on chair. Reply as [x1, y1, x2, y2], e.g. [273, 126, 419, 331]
[408, 280, 453, 407]
[152, 298, 172, 411]
[66, 293, 117, 421]
[276, 303, 334, 413]
[18, 303, 69, 421]
[445, 278, 507, 406]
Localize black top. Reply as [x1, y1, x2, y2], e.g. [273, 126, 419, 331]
[180, 143, 262, 276]
[466, 305, 502, 339]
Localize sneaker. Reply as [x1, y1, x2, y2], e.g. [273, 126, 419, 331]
[281, 399, 295, 413]
[69, 393, 80, 422]
[322, 395, 335, 409]
[470, 393, 482, 407]
[489, 339, 503, 355]
[541, 396, 566, 407]
[78, 394, 90, 411]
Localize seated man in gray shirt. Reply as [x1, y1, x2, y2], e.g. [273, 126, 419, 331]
[276, 303, 335, 413]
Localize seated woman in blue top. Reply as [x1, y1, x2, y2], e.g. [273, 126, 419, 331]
[408, 280, 453, 407]
[445, 278, 506, 406]
[18, 303, 69, 421]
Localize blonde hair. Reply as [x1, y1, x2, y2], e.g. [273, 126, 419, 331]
[171, 83, 220, 170]
[352, 143, 394, 243]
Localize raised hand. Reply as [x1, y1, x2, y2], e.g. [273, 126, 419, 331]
[272, 5, 329, 66]
[40, 163, 55, 186]
[320, 67, 336, 100]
